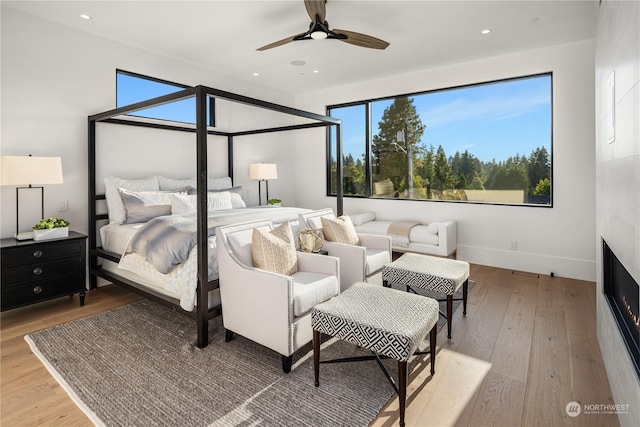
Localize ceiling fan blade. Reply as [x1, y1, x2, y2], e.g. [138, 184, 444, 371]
[332, 29, 390, 50]
[304, 0, 326, 23]
[257, 32, 308, 51]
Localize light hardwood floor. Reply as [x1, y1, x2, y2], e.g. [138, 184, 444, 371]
[1, 264, 620, 426]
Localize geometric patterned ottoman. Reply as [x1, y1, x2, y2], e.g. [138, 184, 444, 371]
[382, 253, 470, 339]
[311, 282, 439, 427]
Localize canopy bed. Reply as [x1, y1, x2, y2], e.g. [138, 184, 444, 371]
[88, 85, 344, 348]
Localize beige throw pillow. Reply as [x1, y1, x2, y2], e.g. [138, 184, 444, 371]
[252, 222, 298, 275]
[320, 215, 360, 246]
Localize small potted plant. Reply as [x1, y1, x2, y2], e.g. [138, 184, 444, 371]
[33, 217, 70, 241]
[267, 198, 282, 207]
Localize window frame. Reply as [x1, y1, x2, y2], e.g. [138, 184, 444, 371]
[326, 72, 554, 208]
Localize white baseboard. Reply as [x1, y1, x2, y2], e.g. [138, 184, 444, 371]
[457, 244, 596, 282]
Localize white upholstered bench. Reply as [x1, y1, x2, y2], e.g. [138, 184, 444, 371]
[382, 253, 470, 339]
[311, 282, 439, 427]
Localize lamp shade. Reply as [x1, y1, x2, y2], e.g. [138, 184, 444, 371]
[0, 156, 64, 186]
[249, 163, 277, 180]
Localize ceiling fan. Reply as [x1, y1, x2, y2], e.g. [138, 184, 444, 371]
[257, 0, 389, 51]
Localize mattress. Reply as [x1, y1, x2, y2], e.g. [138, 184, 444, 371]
[100, 222, 219, 310]
[99, 206, 309, 311]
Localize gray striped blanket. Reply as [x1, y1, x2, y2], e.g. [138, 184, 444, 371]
[124, 207, 310, 274]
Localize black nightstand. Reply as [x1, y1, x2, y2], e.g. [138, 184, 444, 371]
[1, 231, 87, 311]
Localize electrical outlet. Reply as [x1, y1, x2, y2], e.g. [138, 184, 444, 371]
[59, 200, 68, 212]
[510, 240, 518, 250]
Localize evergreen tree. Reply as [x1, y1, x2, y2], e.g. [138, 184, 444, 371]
[372, 97, 425, 192]
[431, 145, 453, 190]
[528, 146, 551, 194]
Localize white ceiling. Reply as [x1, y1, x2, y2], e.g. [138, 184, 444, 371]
[3, 0, 598, 94]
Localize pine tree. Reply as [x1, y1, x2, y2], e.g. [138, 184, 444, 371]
[372, 97, 425, 193]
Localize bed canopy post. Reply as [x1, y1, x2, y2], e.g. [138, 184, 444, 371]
[88, 118, 98, 290]
[195, 86, 209, 348]
[228, 135, 234, 183]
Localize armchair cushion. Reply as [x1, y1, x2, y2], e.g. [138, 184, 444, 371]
[320, 215, 359, 245]
[292, 271, 339, 316]
[252, 221, 298, 275]
[366, 248, 391, 276]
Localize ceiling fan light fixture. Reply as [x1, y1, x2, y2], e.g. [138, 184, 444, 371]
[310, 30, 328, 40]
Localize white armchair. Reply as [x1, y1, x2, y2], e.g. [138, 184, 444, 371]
[216, 219, 340, 373]
[298, 209, 391, 291]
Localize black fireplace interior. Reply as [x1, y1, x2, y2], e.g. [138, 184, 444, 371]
[603, 239, 640, 379]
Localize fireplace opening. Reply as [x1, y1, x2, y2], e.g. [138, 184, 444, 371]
[603, 239, 639, 379]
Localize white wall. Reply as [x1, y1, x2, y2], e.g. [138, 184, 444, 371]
[594, 1, 640, 426]
[295, 39, 597, 281]
[0, 7, 297, 239]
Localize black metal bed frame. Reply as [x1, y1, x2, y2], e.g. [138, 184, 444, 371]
[88, 85, 343, 348]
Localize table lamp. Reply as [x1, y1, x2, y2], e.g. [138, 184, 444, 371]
[249, 163, 277, 206]
[1, 155, 64, 240]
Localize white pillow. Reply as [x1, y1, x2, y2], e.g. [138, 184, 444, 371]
[208, 176, 233, 190]
[157, 176, 195, 191]
[104, 176, 159, 224]
[118, 188, 174, 224]
[427, 223, 439, 235]
[169, 194, 195, 215]
[207, 191, 233, 210]
[229, 192, 246, 208]
[158, 175, 233, 191]
[350, 212, 376, 226]
[190, 186, 246, 208]
[169, 192, 233, 215]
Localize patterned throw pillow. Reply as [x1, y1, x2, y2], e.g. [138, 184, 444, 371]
[320, 215, 360, 246]
[252, 222, 298, 275]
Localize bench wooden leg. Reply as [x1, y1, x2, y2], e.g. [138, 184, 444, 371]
[398, 360, 408, 427]
[313, 329, 321, 387]
[430, 323, 437, 375]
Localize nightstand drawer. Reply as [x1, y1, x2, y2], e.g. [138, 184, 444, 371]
[1, 240, 83, 266]
[1, 274, 84, 310]
[1, 256, 83, 286]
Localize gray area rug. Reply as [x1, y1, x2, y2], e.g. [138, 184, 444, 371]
[25, 282, 472, 427]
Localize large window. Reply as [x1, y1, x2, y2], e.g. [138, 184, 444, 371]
[328, 73, 552, 206]
[116, 70, 214, 126]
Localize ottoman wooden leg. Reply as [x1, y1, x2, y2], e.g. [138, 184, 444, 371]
[447, 294, 453, 339]
[430, 324, 437, 375]
[398, 360, 408, 427]
[313, 329, 321, 387]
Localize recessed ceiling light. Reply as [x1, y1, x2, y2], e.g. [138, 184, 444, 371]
[290, 60, 306, 67]
[313, 70, 319, 74]
[253, 72, 260, 77]
[80, 14, 92, 20]
[481, 29, 492, 35]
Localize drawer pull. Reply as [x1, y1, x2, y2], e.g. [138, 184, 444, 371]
[33, 286, 43, 294]
[33, 250, 43, 258]
[33, 267, 43, 275]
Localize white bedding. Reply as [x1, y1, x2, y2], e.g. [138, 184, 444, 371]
[100, 206, 310, 311]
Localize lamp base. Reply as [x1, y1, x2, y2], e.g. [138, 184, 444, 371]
[14, 231, 34, 241]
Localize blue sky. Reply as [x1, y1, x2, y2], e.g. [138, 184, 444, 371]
[117, 72, 197, 123]
[118, 72, 551, 164]
[335, 75, 552, 163]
